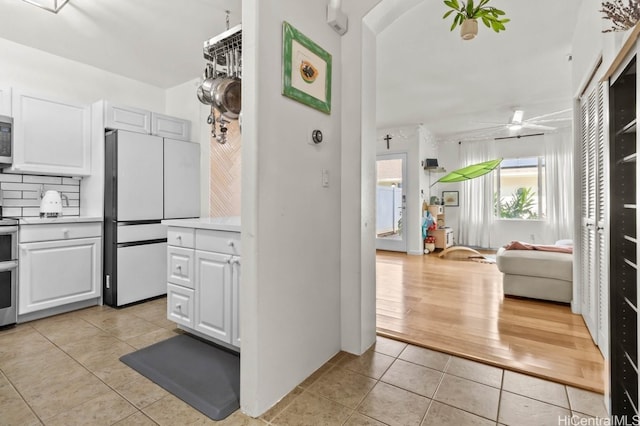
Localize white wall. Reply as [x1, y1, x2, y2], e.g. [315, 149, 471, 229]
[241, 0, 346, 416]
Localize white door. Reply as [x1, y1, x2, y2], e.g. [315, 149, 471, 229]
[376, 153, 407, 252]
[116, 242, 167, 306]
[195, 250, 232, 343]
[19, 237, 101, 314]
[116, 131, 164, 221]
[164, 138, 200, 219]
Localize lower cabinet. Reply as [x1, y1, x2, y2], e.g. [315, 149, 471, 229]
[166, 226, 240, 349]
[429, 228, 454, 249]
[19, 236, 101, 314]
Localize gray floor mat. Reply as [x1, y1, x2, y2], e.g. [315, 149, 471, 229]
[120, 334, 240, 420]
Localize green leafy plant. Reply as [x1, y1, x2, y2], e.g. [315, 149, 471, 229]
[443, 0, 510, 33]
[496, 187, 539, 219]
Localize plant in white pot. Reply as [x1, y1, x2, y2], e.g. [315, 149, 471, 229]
[443, 0, 510, 40]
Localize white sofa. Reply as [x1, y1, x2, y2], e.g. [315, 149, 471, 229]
[496, 245, 573, 303]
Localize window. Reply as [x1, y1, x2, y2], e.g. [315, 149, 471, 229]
[495, 157, 546, 219]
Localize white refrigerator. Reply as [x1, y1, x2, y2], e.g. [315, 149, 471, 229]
[104, 130, 200, 307]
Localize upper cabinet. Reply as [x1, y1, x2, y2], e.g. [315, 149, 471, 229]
[105, 102, 191, 141]
[104, 102, 151, 134]
[152, 112, 191, 141]
[11, 90, 91, 177]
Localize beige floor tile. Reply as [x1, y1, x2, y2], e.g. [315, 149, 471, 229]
[150, 316, 179, 331]
[398, 345, 451, 371]
[143, 394, 210, 425]
[216, 410, 268, 425]
[344, 412, 386, 426]
[44, 390, 137, 426]
[570, 411, 608, 424]
[0, 372, 41, 426]
[307, 365, 377, 409]
[299, 362, 334, 389]
[259, 386, 304, 423]
[498, 390, 571, 426]
[115, 375, 169, 409]
[381, 359, 443, 398]
[92, 356, 144, 388]
[61, 335, 135, 368]
[25, 369, 112, 420]
[105, 316, 166, 341]
[0, 326, 56, 367]
[327, 351, 348, 365]
[422, 401, 495, 426]
[112, 411, 159, 425]
[445, 356, 503, 388]
[358, 382, 430, 426]
[271, 391, 352, 426]
[502, 370, 569, 408]
[566, 386, 608, 418]
[1, 345, 74, 386]
[31, 316, 105, 346]
[372, 335, 407, 357]
[339, 349, 395, 379]
[125, 327, 178, 349]
[434, 374, 500, 420]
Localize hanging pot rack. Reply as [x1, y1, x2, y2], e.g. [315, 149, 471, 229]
[203, 24, 242, 70]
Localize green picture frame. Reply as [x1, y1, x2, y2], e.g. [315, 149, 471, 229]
[282, 21, 332, 114]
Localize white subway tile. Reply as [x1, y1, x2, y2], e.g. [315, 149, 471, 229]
[2, 183, 42, 191]
[1, 191, 22, 199]
[23, 175, 62, 185]
[0, 174, 22, 183]
[44, 184, 79, 193]
[21, 207, 41, 217]
[21, 191, 40, 200]
[1, 207, 21, 217]
[62, 177, 81, 186]
[2, 199, 40, 207]
[62, 207, 80, 216]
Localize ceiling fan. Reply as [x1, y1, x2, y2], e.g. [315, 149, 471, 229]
[476, 108, 572, 132]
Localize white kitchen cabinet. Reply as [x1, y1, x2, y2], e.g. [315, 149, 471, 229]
[19, 222, 102, 314]
[152, 112, 191, 141]
[0, 87, 11, 116]
[165, 224, 240, 350]
[104, 102, 151, 134]
[11, 90, 91, 176]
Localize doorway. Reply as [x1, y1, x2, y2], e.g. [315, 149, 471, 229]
[375, 153, 407, 252]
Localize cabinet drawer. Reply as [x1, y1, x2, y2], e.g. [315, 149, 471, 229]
[167, 227, 195, 248]
[20, 222, 102, 243]
[196, 229, 240, 255]
[168, 246, 194, 289]
[167, 283, 194, 327]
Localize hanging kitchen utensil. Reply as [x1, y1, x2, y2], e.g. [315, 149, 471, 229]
[216, 114, 229, 144]
[213, 50, 241, 120]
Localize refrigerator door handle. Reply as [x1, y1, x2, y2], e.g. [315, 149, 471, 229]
[117, 238, 167, 248]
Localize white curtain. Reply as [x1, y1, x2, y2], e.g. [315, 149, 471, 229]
[458, 140, 496, 248]
[545, 131, 574, 242]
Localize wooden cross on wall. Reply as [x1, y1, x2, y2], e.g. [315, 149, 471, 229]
[384, 134, 392, 149]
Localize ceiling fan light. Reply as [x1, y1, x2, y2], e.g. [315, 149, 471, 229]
[509, 124, 523, 131]
[22, 0, 69, 13]
[511, 110, 524, 124]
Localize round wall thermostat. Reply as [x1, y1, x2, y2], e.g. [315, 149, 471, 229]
[312, 129, 323, 144]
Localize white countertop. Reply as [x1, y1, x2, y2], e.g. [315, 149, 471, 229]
[162, 216, 241, 232]
[19, 216, 103, 225]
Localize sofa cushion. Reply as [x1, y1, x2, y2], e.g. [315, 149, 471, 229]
[496, 247, 573, 282]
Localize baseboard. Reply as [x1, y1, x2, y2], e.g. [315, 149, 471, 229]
[408, 250, 424, 256]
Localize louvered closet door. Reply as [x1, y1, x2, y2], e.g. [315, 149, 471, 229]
[596, 81, 609, 358]
[580, 82, 607, 350]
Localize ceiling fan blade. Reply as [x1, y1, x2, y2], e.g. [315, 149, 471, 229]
[522, 123, 555, 131]
[525, 108, 572, 122]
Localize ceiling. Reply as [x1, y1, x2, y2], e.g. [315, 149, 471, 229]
[376, 0, 584, 140]
[0, 0, 583, 140]
[0, 0, 241, 88]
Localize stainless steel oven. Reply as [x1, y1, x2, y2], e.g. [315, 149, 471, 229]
[0, 115, 13, 168]
[0, 218, 18, 327]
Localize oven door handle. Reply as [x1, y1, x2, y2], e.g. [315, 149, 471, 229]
[0, 260, 18, 272]
[0, 226, 18, 235]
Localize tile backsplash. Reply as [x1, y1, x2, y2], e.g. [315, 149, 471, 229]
[0, 172, 81, 217]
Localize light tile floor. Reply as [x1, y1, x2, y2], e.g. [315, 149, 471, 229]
[0, 298, 608, 425]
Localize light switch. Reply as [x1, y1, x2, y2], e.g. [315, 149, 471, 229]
[322, 169, 329, 187]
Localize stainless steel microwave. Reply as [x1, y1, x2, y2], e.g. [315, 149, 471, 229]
[0, 116, 12, 167]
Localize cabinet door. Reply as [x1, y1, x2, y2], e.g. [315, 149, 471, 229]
[104, 102, 151, 134]
[11, 90, 91, 176]
[164, 138, 200, 219]
[18, 237, 101, 314]
[152, 113, 191, 141]
[231, 256, 241, 348]
[194, 250, 232, 343]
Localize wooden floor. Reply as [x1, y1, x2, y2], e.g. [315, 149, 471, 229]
[376, 250, 605, 394]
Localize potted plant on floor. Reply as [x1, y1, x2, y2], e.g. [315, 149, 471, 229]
[443, 0, 510, 40]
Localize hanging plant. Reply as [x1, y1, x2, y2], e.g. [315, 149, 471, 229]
[600, 0, 640, 32]
[443, 0, 510, 38]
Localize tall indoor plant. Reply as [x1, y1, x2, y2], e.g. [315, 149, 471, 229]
[443, 0, 510, 40]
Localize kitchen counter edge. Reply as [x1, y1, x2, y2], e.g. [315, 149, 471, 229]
[19, 216, 103, 225]
[162, 217, 241, 233]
